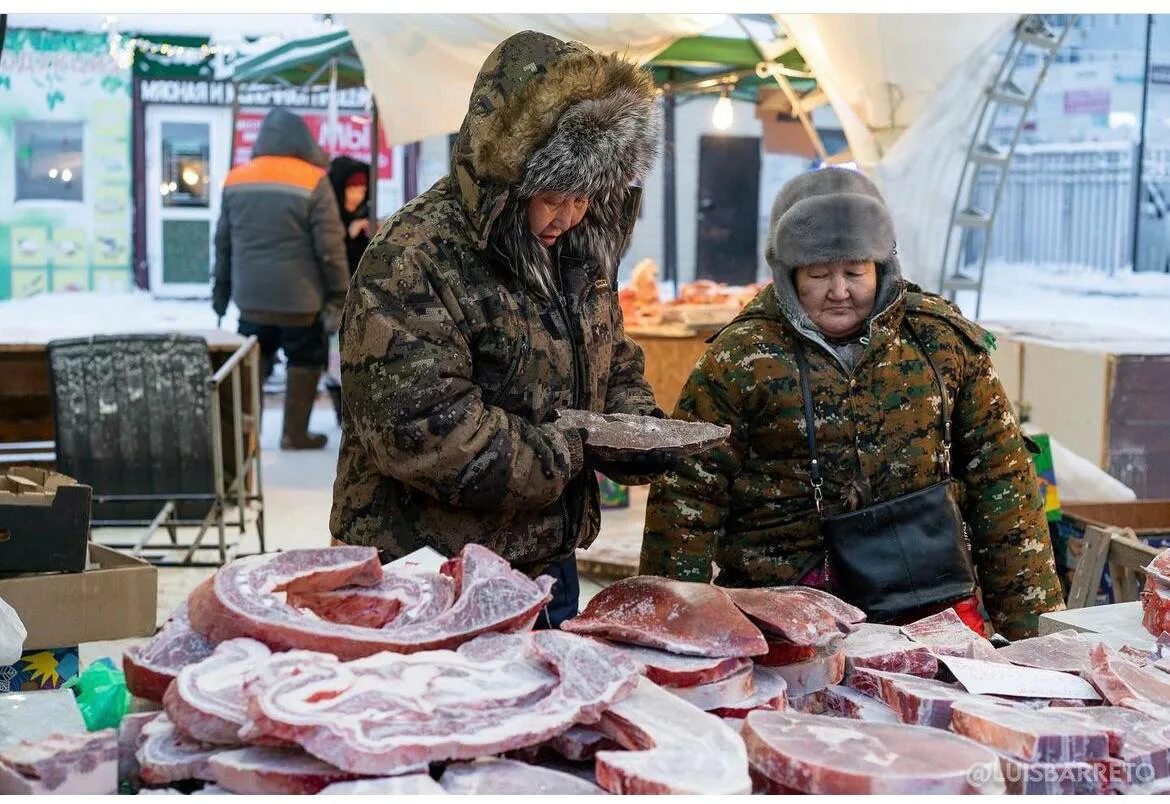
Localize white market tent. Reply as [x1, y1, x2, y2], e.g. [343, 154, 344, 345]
[343, 13, 1019, 291]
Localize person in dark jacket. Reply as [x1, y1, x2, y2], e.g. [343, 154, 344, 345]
[330, 31, 671, 627]
[327, 156, 372, 276]
[212, 108, 350, 450]
[323, 157, 373, 424]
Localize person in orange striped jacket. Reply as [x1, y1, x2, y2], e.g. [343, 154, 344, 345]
[212, 108, 349, 450]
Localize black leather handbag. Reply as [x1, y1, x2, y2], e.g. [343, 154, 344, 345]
[793, 321, 977, 623]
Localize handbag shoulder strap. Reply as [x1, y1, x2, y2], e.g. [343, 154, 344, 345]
[793, 319, 953, 510]
[902, 317, 953, 478]
[791, 338, 825, 514]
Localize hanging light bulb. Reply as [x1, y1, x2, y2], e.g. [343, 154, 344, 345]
[712, 88, 734, 132]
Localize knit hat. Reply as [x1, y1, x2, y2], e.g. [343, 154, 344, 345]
[766, 167, 896, 274]
[345, 171, 368, 188]
[764, 167, 905, 344]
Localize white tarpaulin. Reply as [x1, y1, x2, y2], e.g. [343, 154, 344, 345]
[343, 13, 719, 147]
[777, 14, 1017, 290]
[347, 13, 1018, 292]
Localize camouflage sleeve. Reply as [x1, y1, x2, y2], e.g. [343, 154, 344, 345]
[639, 348, 745, 581]
[341, 246, 584, 516]
[603, 293, 658, 416]
[954, 347, 1065, 640]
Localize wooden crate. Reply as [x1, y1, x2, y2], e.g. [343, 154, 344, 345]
[985, 322, 1170, 499]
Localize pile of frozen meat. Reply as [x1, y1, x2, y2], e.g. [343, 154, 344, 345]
[5, 543, 1170, 795]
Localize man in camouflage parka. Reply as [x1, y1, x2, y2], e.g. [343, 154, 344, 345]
[330, 31, 663, 621]
[641, 168, 1064, 640]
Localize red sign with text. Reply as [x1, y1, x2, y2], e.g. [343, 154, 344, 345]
[233, 108, 392, 179]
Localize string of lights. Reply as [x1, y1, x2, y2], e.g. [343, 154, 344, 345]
[102, 16, 236, 70]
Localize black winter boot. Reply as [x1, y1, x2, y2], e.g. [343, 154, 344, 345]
[281, 367, 328, 450]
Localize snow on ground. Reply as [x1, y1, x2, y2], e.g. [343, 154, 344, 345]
[975, 261, 1170, 339]
[0, 289, 238, 342]
[4, 262, 1168, 342]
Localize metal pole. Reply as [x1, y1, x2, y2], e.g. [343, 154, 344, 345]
[1130, 14, 1154, 275]
[368, 99, 379, 221]
[663, 70, 678, 294]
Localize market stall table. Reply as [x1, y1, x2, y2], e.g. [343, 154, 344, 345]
[1038, 602, 1153, 650]
[626, 323, 721, 413]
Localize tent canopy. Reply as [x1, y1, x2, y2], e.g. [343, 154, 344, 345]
[230, 28, 364, 88]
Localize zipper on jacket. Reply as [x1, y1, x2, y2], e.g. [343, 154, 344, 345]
[488, 334, 529, 406]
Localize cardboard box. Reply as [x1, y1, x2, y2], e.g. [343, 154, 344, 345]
[983, 323, 1170, 499]
[1062, 500, 1170, 540]
[0, 543, 157, 651]
[0, 467, 91, 573]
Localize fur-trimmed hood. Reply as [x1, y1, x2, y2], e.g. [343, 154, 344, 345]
[448, 30, 659, 283]
[765, 167, 905, 366]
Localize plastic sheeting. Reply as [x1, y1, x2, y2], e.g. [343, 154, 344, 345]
[343, 13, 716, 147]
[777, 14, 1016, 290]
[346, 13, 1019, 291]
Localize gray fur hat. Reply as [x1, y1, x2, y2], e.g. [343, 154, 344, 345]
[766, 167, 896, 272]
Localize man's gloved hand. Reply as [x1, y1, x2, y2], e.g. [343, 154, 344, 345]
[647, 407, 669, 419]
[211, 281, 230, 318]
[320, 304, 342, 336]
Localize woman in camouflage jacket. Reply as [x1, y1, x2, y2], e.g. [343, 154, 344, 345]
[641, 168, 1064, 640]
[330, 31, 670, 626]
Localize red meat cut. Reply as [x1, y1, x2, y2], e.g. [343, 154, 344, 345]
[124, 603, 215, 703]
[595, 676, 751, 794]
[769, 647, 845, 698]
[755, 639, 820, 666]
[118, 711, 159, 790]
[189, 544, 552, 659]
[948, 697, 1111, 763]
[823, 684, 900, 723]
[241, 631, 638, 775]
[996, 628, 1100, 673]
[439, 758, 603, 794]
[1089, 643, 1170, 708]
[1143, 576, 1170, 638]
[851, 668, 975, 728]
[710, 665, 789, 718]
[136, 715, 220, 785]
[723, 586, 863, 647]
[664, 663, 755, 711]
[560, 576, 766, 657]
[208, 746, 358, 794]
[997, 754, 1108, 795]
[841, 623, 938, 677]
[0, 729, 118, 795]
[286, 568, 455, 629]
[163, 638, 271, 745]
[1147, 548, 1170, 586]
[900, 608, 1008, 662]
[743, 709, 1002, 794]
[606, 640, 752, 686]
[1050, 706, 1170, 784]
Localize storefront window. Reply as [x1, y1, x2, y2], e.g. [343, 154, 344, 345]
[161, 122, 211, 208]
[14, 121, 85, 202]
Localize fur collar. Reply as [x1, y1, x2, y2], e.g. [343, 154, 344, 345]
[447, 30, 658, 293]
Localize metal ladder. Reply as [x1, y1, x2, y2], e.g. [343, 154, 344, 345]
[938, 15, 1078, 318]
